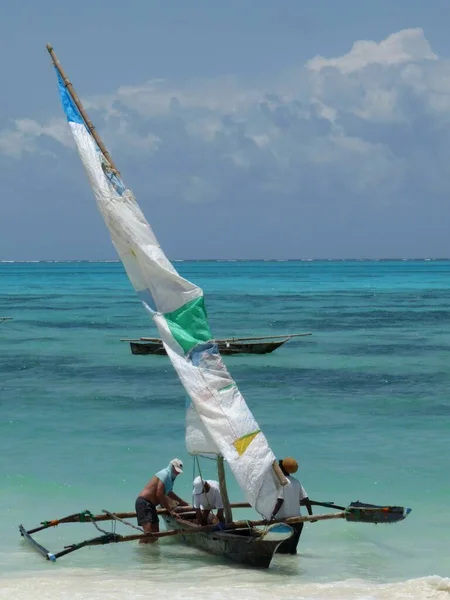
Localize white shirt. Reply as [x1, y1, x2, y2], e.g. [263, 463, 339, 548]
[192, 480, 223, 510]
[276, 476, 308, 519]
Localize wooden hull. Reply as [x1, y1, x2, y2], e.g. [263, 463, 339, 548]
[161, 514, 288, 569]
[130, 341, 167, 355]
[219, 339, 287, 355]
[130, 338, 288, 356]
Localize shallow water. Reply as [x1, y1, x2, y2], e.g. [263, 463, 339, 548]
[0, 260, 448, 598]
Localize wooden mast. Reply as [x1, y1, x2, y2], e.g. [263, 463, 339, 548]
[45, 44, 120, 174]
[217, 456, 233, 523]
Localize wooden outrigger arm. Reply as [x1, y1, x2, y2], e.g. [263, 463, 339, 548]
[19, 511, 345, 561]
[19, 502, 411, 561]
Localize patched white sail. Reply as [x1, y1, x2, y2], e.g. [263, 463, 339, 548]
[185, 398, 219, 456]
[51, 60, 282, 518]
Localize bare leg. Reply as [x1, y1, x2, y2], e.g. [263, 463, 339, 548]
[140, 521, 159, 544]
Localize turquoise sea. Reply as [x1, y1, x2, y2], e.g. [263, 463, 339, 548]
[0, 260, 449, 600]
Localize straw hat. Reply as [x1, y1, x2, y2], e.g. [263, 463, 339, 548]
[281, 457, 298, 474]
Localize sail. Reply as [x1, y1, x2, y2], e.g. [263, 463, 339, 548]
[52, 66, 282, 519]
[185, 397, 219, 457]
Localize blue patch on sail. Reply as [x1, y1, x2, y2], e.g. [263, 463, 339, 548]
[190, 342, 219, 366]
[137, 289, 157, 313]
[55, 69, 84, 125]
[101, 163, 126, 196]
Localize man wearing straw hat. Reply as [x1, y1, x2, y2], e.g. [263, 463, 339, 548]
[271, 457, 316, 554]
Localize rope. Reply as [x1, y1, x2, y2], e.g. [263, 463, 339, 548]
[195, 455, 206, 483]
[78, 510, 95, 523]
[194, 455, 219, 511]
[88, 516, 111, 536]
[194, 456, 205, 505]
[102, 510, 144, 533]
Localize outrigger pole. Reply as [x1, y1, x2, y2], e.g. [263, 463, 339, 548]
[19, 502, 411, 561]
[23, 503, 252, 536]
[216, 333, 312, 343]
[18, 512, 342, 562]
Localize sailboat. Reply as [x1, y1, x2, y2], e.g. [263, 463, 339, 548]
[44, 44, 296, 567]
[17, 45, 411, 568]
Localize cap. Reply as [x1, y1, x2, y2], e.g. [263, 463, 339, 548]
[281, 457, 298, 474]
[170, 458, 183, 474]
[192, 476, 204, 495]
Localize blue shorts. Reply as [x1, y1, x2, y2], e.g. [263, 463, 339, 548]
[135, 496, 159, 525]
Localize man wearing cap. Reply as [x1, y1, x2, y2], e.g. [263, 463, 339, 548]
[135, 458, 188, 542]
[271, 457, 315, 554]
[192, 476, 225, 526]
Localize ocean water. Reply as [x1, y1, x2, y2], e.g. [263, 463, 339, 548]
[0, 260, 449, 600]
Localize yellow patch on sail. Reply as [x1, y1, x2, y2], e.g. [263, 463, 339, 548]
[233, 430, 261, 456]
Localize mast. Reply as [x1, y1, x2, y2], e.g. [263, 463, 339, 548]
[46, 44, 120, 174]
[217, 456, 233, 523]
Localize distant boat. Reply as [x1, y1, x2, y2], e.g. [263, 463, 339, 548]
[124, 332, 312, 356]
[0, 317, 12, 324]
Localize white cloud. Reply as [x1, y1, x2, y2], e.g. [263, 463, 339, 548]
[0, 117, 72, 158]
[90, 76, 263, 119]
[306, 28, 437, 74]
[1, 27, 450, 207]
[353, 89, 401, 122]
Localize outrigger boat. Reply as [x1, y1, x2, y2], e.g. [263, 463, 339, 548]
[122, 332, 312, 356]
[18, 45, 411, 569]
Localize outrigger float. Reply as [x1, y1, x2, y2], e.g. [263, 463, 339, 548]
[20, 500, 411, 567]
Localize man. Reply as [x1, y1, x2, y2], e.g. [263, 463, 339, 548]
[271, 457, 316, 554]
[135, 458, 188, 543]
[192, 476, 225, 526]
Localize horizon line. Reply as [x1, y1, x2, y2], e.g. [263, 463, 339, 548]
[1, 257, 450, 263]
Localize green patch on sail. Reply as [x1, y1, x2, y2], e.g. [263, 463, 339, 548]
[219, 383, 236, 393]
[164, 296, 212, 353]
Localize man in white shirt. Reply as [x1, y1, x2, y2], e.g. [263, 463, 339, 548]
[271, 457, 316, 554]
[192, 476, 225, 525]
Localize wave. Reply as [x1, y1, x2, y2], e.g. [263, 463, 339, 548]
[0, 573, 448, 600]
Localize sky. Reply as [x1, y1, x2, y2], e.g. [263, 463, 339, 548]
[1, 0, 450, 260]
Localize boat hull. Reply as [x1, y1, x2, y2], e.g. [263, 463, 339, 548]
[130, 341, 167, 355]
[161, 514, 288, 568]
[130, 339, 288, 356]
